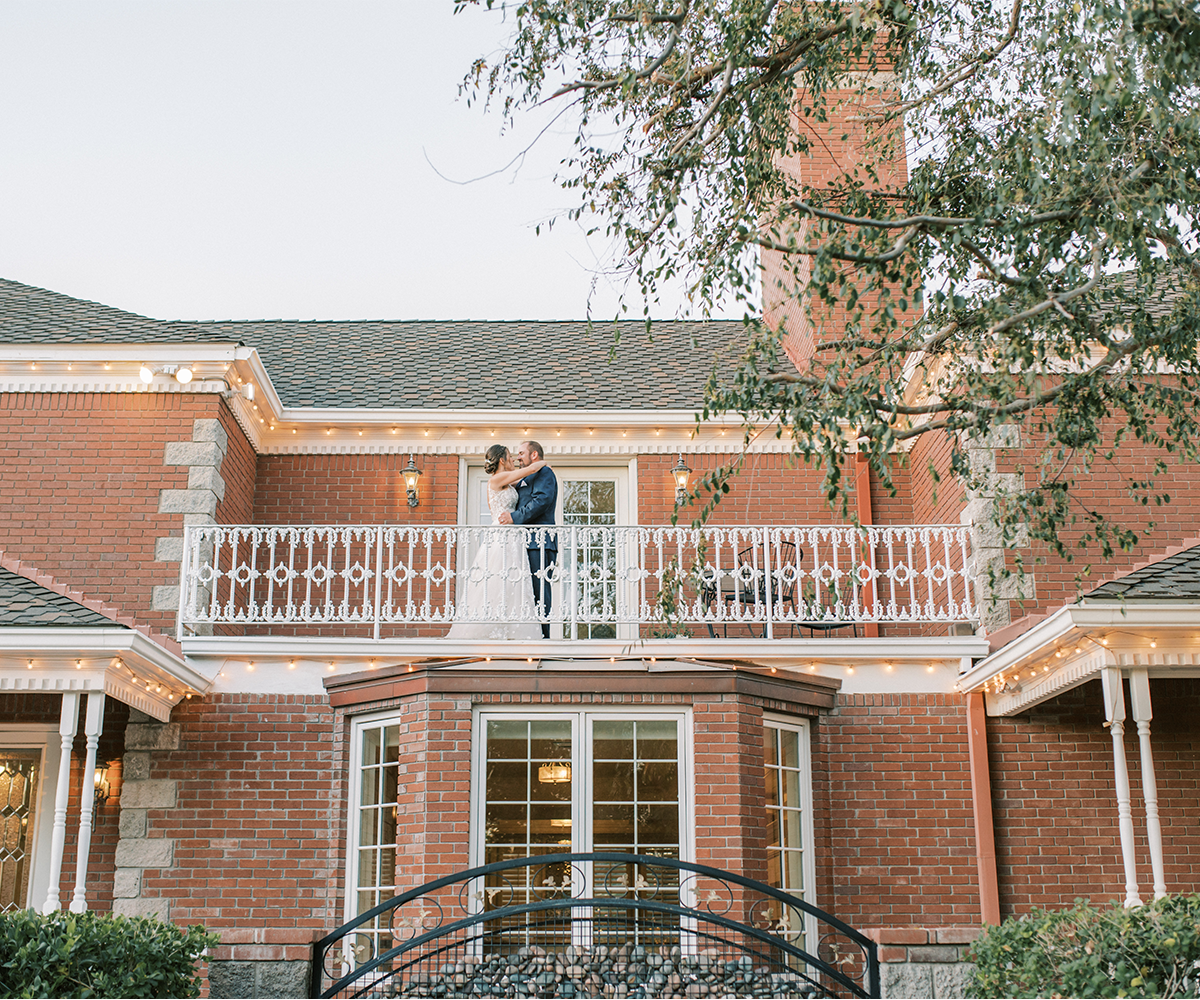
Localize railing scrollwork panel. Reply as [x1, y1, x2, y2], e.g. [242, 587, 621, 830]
[179, 523, 975, 638]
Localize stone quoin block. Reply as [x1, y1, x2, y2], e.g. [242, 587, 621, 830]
[158, 489, 218, 515]
[154, 536, 185, 562]
[187, 464, 226, 501]
[162, 441, 224, 468]
[122, 751, 152, 781]
[934, 963, 976, 997]
[114, 836, 174, 870]
[125, 723, 181, 751]
[118, 808, 147, 839]
[192, 417, 229, 455]
[111, 896, 171, 920]
[118, 778, 178, 810]
[112, 868, 141, 898]
[151, 585, 180, 611]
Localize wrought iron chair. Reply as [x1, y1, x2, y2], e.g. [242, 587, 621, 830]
[705, 543, 801, 638]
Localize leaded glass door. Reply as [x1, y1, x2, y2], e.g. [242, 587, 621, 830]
[0, 751, 40, 913]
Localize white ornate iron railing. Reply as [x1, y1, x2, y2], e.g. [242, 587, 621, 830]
[177, 523, 976, 640]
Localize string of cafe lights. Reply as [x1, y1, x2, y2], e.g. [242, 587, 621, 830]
[19, 656, 198, 703]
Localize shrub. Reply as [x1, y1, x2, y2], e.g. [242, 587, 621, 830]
[968, 895, 1200, 998]
[0, 909, 219, 999]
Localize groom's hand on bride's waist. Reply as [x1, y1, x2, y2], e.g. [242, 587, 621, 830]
[497, 511, 514, 524]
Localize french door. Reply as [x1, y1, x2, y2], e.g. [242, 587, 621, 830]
[473, 710, 692, 947]
[464, 465, 632, 638]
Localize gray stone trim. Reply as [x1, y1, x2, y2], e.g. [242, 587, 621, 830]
[154, 418, 230, 611]
[114, 714, 178, 921]
[208, 960, 309, 999]
[961, 426, 1034, 634]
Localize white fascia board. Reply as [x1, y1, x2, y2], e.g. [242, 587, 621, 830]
[280, 407, 712, 429]
[234, 346, 285, 415]
[180, 634, 990, 666]
[0, 627, 213, 693]
[958, 602, 1200, 692]
[0, 344, 242, 363]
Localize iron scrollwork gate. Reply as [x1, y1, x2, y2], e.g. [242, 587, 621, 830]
[312, 852, 880, 998]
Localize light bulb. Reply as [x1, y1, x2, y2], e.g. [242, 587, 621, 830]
[139, 365, 154, 383]
[175, 365, 194, 384]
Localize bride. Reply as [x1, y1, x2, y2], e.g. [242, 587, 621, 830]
[446, 444, 548, 639]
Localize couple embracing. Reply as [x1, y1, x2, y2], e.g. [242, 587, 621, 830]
[447, 440, 558, 640]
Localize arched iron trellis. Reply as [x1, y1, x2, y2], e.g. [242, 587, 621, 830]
[311, 853, 880, 999]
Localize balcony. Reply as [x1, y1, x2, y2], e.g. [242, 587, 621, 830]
[177, 524, 977, 657]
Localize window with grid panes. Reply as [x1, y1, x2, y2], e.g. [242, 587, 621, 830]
[348, 720, 402, 958]
[475, 710, 690, 948]
[762, 718, 814, 951]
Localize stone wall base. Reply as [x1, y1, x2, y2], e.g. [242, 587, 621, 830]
[208, 959, 310, 999]
[865, 926, 980, 999]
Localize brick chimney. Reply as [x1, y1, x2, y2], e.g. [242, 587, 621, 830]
[762, 58, 911, 369]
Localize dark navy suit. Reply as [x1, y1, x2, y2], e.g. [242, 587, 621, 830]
[510, 466, 558, 638]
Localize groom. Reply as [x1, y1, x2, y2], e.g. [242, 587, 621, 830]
[496, 440, 558, 638]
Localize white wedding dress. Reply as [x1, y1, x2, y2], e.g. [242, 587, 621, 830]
[445, 485, 542, 639]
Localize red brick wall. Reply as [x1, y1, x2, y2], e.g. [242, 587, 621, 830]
[214, 405, 256, 526]
[987, 677, 1200, 914]
[254, 453, 460, 525]
[909, 431, 965, 526]
[140, 695, 340, 940]
[0, 392, 220, 631]
[815, 694, 980, 926]
[988, 430, 1200, 621]
[640, 452, 859, 526]
[763, 77, 912, 369]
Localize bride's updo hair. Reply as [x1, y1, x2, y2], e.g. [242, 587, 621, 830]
[483, 444, 509, 476]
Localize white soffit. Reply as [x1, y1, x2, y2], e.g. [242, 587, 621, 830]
[0, 627, 215, 722]
[958, 603, 1200, 716]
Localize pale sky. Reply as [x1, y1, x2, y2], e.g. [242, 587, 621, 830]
[0, 2, 736, 322]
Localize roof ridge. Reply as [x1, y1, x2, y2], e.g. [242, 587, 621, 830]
[0, 550, 184, 658]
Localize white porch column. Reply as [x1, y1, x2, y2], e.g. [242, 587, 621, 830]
[69, 692, 106, 913]
[1129, 670, 1166, 900]
[42, 692, 80, 913]
[1102, 667, 1142, 907]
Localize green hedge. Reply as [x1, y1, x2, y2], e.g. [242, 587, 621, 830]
[0, 909, 219, 999]
[968, 895, 1200, 998]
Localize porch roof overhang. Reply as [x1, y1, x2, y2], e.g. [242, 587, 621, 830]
[957, 602, 1200, 716]
[322, 654, 845, 711]
[0, 626, 215, 721]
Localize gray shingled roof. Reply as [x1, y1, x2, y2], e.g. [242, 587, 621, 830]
[0, 278, 230, 345]
[0, 568, 117, 627]
[197, 318, 744, 409]
[1083, 544, 1200, 601]
[0, 277, 744, 410]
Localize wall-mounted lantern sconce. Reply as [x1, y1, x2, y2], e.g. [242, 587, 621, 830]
[402, 455, 422, 508]
[671, 454, 692, 504]
[93, 766, 110, 807]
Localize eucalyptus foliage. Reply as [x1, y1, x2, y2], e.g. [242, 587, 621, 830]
[461, 0, 1200, 569]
